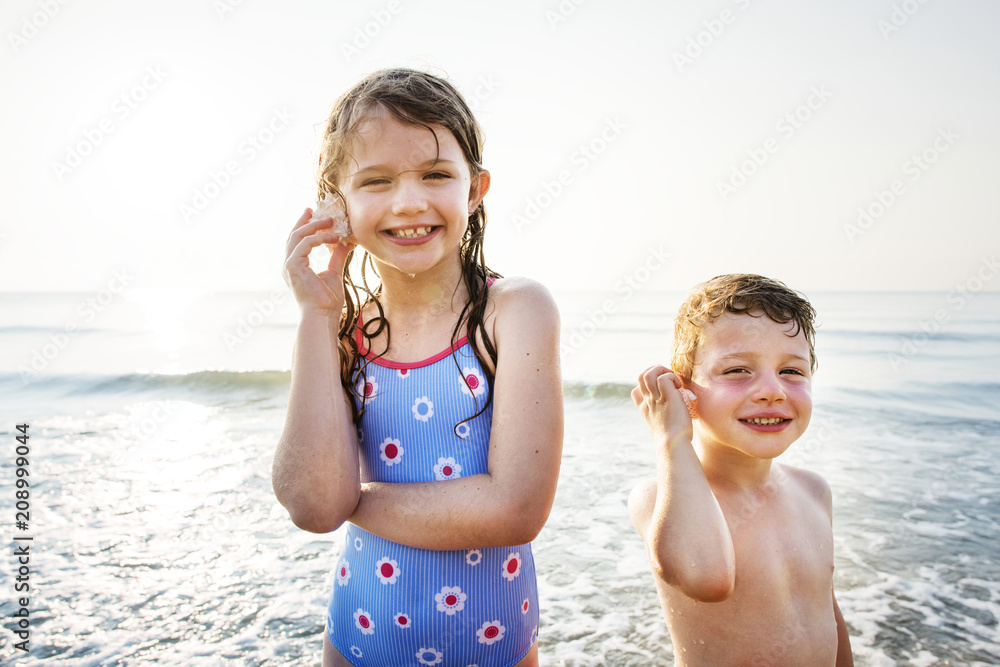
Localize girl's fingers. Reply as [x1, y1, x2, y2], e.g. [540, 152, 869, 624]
[285, 232, 341, 270]
[286, 216, 335, 257]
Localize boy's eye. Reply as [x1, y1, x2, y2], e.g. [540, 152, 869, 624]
[424, 172, 450, 180]
[723, 368, 748, 375]
[780, 368, 806, 376]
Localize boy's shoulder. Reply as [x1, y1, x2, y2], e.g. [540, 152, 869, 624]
[774, 462, 833, 516]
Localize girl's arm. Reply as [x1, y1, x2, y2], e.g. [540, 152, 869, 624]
[347, 277, 564, 550]
[627, 366, 736, 601]
[272, 209, 361, 533]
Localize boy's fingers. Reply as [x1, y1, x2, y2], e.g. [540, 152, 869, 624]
[641, 368, 663, 401]
[656, 373, 679, 401]
[631, 386, 643, 407]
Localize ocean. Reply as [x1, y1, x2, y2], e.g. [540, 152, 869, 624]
[1, 289, 998, 666]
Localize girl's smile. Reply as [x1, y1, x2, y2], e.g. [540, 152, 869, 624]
[340, 116, 489, 278]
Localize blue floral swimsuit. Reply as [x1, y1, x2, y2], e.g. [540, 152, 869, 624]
[327, 332, 539, 666]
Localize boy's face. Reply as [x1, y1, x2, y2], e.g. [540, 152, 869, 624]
[688, 311, 813, 461]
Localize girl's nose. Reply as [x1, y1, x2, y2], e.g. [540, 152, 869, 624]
[391, 179, 429, 216]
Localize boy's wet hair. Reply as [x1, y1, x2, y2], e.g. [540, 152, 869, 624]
[317, 68, 499, 429]
[671, 274, 817, 382]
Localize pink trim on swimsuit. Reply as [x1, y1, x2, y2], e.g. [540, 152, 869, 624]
[353, 276, 496, 370]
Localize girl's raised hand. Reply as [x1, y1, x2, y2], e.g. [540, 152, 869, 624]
[632, 365, 695, 443]
[283, 208, 355, 313]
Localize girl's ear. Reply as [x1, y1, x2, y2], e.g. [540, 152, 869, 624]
[468, 170, 491, 214]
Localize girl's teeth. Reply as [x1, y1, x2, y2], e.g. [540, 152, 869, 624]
[391, 227, 433, 238]
[745, 417, 786, 425]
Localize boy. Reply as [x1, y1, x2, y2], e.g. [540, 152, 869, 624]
[629, 274, 852, 666]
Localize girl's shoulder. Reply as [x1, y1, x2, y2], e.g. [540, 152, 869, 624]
[488, 275, 558, 310]
[487, 276, 560, 340]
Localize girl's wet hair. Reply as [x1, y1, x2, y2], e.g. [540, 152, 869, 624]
[317, 67, 500, 428]
[671, 273, 817, 382]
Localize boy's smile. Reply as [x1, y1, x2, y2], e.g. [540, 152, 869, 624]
[688, 311, 813, 463]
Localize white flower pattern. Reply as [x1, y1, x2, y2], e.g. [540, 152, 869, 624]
[476, 620, 506, 645]
[502, 552, 521, 581]
[434, 586, 467, 615]
[412, 396, 434, 422]
[460, 366, 486, 397]
[379, 437, 404, 466]
[433, 457, 462, 480]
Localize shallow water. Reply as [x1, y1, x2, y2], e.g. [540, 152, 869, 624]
[1, 291, 998, 665]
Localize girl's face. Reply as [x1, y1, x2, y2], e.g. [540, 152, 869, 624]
[340, 115, 489, 279]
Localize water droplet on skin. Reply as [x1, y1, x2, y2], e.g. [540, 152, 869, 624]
[407, 273, 415, 278]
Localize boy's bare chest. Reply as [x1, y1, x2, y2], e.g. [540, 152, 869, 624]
[726, 491, 834, 601]
[659, 493, 838, 665]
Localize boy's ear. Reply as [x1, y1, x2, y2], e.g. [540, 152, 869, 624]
[468, 170, 491, 214]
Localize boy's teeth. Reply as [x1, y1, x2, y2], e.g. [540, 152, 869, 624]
[745, 417, 786, 425]
[390, 227, 433, 238]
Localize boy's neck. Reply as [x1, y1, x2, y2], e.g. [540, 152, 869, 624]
[694, 439, 776, 490]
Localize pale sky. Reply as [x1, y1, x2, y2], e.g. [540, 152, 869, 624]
[1, 0, 997, 295]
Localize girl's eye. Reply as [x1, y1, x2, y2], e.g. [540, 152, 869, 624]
[780, 368, 806, 376]
[362, 178, 390, 187]
[425, 172, 450, 180]
[723, 368, 748, 375]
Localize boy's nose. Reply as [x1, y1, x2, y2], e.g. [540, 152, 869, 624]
[752, 373, 786, 403]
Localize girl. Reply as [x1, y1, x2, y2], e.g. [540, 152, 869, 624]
[274, 68, 563, 667]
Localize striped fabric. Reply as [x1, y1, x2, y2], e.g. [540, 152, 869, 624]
[328, 338, 539, 666]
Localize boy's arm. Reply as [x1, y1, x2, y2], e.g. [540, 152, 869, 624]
[629, 366, 735, 602]
[833, 587, 854, 665]
[347, 278, 563, 550]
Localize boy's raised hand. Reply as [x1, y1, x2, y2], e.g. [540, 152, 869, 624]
[283, 208, 355, 314]
[632, 365, 694, 444]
